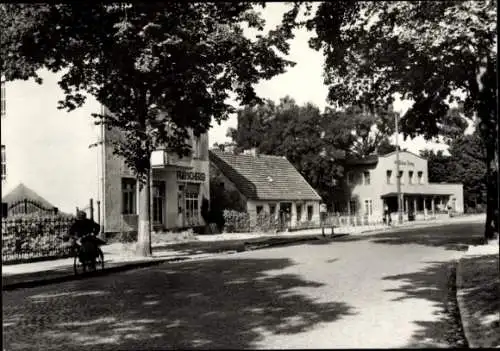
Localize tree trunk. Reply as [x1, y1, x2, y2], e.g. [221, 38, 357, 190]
[136, 170, 152, 257]
[484, 144, 499, 242]
[475, 55, 498, 243]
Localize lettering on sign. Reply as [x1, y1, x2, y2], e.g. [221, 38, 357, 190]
[394, 160, 415, 167]
[177, 171, 206, 182]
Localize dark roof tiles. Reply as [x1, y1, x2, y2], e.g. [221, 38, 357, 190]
[209, 150, 321, 201]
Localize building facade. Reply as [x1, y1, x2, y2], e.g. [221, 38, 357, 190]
[209, 149, 322, 229]
[333, 151, 463, 221]
[102, 118, 210, 235]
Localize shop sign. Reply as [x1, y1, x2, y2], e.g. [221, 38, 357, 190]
[177, 171, 206, 182]
[394, 160, 415, 167]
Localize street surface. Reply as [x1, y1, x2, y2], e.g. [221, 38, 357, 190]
[3, 222, 484, 349]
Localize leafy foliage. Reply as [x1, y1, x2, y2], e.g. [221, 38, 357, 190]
[420, 128, 487, 210]
[302, 0, 497, 237]
[2, 215, 75, 261]
[0, 3, 299, 181]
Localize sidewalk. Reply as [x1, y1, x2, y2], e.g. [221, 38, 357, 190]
[2, 214, 486, 291]
[456, 237, 499, 348]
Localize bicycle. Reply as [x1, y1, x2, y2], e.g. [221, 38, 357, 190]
[73, 236, 105, 275]
[59, 235, 105, 275]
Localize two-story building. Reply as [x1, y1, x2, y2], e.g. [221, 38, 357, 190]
[333, 151, 463, 221]
[101, 109, 210, 237]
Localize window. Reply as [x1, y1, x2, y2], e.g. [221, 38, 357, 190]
[1, 202, 8, 217]
[417, 171, 423, 184]
[296, 204, 302, 222]
[399, 170, 404, 184]
[185, 183, 200, 225]
[349, 200, 357, 215]
[1, 145, 5, 180]
[364, 199, 373, 216]
[269, 204, 276, 218]
[193, 135, 201, 159]
[152, 181, 165, 224]
[307, 205, 314, 221]
[121, 178, 136, 215]
[1, 82, 5, 117]
[386, 170, 392, 184]
[363, 171, 370, 185]
[347, 171, 354, 185]
[256, 205, 263, 215]
[408, 171, 414, 184]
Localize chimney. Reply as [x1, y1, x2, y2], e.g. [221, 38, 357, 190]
[250, 147, 258, 157]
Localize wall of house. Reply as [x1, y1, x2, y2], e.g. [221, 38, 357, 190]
[103, 124, 210, 234]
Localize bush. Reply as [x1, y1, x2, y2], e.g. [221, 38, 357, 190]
[2, 214, 76, 261]
[223, 210, 250, 233]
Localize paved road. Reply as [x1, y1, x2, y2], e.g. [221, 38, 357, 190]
[3, 222, 484, 350]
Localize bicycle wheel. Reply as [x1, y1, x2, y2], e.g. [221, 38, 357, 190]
[73, 254, 87, 275]
[95, 248, 105, 271]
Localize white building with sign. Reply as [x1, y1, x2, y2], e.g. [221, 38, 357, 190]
[333, 151, 464, 221]
[102, 119, 209, 236]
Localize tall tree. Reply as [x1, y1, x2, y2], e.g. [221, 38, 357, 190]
[232, 97, 345, 206]
[303, 1, 498, 240]
[419, 149, 455, 184]
[0, 3, 299, 255]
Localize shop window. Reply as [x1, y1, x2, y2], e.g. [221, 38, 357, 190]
[363, 171, 370, 185]
[386, 170, 392, 184]
[364, 199, 373, 216]
[185, 184, 200, 226]
[399, 170, 404, 184]
[121, 178, 136, 215]
[417, 171, 423, 184]
[408, 171, 414, 184]
[296, 204, 302, 222]
[1, 145, 5, 180]
[307, 205, 314, 221]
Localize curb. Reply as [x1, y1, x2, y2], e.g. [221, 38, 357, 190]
[2, 256, 189, 291]
[455, 255, 477, 348]
[2, 234, 329, 291]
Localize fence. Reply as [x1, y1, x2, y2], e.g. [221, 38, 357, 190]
[2, 216, 76, 264]
[4, 199, 59, 217]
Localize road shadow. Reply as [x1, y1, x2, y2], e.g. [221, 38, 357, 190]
[382, 261, 467, 348]
[329, 223, 484, 251]
[3, 257, 355, 350]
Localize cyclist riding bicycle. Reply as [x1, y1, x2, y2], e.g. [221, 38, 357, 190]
[65, 211, 105, 264]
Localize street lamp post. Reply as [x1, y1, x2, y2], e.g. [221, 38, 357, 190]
[395, 113, 403, 224]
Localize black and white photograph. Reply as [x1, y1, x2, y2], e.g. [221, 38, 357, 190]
[1, 1, 498, 349]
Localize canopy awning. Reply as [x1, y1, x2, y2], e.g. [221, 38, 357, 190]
[381, 191, 453, 198]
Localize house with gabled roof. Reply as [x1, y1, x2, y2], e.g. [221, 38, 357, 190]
[209, 148, 322, 228]
[1, 182, 59, 217]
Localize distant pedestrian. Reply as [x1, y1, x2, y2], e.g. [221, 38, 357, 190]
[384, 205, 392, 226]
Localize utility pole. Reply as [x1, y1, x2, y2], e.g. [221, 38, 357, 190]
[395, 112, 403, 224]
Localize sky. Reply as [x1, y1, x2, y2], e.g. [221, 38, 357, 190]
[2, 3, 452, 214]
